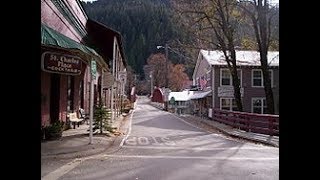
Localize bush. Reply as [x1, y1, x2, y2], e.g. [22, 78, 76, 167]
[44, 121, 64, 140]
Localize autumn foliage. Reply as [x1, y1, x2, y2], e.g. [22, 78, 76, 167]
[147, 53, 190, 91]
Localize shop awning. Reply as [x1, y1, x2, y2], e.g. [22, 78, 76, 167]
[190, 90, 212, 100]
[41, 23, 100, 58]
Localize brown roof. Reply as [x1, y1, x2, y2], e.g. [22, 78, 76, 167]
[86, 19, 127, 68]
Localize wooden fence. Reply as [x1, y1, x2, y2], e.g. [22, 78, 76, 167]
[212, 109, 279, 136]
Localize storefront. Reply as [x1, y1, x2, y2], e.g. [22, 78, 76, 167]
[41, 24, 110, 128]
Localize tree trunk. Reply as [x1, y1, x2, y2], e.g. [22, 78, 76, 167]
[230, 49, 243, 112]
[258, 0, 275, 114]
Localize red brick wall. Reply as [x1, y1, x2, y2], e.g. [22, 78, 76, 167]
[41, 71, 51, 126]
[73, 76, 80, 116]
[59, 75, 68, 122]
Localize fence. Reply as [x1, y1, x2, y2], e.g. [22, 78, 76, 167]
[212, 109, 279, 136]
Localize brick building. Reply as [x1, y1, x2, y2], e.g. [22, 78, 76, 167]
[41, 0, 126, 128]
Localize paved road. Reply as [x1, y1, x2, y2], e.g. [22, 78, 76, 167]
[48, 96, 279, 180]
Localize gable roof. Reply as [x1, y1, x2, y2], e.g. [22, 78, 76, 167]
[169, 90, 194, 101]
[86, 19, 127, 68]
[200, 50, 279, 66]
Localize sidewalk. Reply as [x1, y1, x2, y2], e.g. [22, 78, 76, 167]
[180, 114, 279, 147]
[41, 112, 131, 160]
[149, 102, 279, 147]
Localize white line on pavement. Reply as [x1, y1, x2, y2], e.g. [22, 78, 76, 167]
[41, 159, 83, 180]
[102, 154, 279, 161]
[121, 145, 277, 151]
[120, 109, 134, 147]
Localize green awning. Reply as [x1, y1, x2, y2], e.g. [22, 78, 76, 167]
[41, 23, 99, 58]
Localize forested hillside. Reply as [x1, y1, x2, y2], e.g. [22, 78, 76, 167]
[81, 0, 279, 80]
[81, 0, 193, 78]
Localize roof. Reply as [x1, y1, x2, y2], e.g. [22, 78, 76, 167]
[41, 23, 100, 58]
[86, 19, 127, 67]
[190, 90, 212, 100]
[200, 50, 279, 66]
[169, 90, 194, 101]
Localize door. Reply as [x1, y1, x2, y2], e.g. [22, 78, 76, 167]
[50, 74, 60, 123]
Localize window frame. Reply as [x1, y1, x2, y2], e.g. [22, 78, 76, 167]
[220, 68, 242, 87]
[252, 69, 274, 88]
[251, 97, 267, 114]
[220, 98, 238, 111]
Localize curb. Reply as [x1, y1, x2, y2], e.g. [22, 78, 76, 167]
[102, 109, 134, 154]
[200, 120, 279, 147]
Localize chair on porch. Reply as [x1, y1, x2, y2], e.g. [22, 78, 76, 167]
[79, 108, 89, 125]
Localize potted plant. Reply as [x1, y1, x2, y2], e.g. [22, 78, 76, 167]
[44, 121, 64, 140]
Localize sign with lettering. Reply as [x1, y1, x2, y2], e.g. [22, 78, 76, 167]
[41, 51, 82, 75]
[218, 86, 244, 97]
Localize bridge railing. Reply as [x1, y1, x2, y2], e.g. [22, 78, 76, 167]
[212, 109, 279, 136]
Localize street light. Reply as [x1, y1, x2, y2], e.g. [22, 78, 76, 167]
[157, 44, 169, 110]
[156, 44, 169, 88]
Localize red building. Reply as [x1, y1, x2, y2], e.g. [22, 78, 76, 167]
[41, 0, 126, 129]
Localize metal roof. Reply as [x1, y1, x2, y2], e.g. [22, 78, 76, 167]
[200, 50, 279, 66]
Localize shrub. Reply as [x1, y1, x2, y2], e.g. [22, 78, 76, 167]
[44, 121, 64, 140]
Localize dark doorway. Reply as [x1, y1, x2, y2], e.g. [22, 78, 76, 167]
[80, 80, 84, 108]
[67, 76, 75, 112]
[50, 74, 60, 123]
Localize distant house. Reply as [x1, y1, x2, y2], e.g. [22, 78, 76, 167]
[168, 90, 194, 115]
[192, 50, 279, 116]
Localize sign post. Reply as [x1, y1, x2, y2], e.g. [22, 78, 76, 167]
[89, 60, 96, 144]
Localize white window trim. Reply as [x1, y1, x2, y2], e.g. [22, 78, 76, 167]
[269, 69, 274, 88]
[220, 98, 236, 111]
[252, 69, 263, 87]
[252, 69, 274, 88]
[220, 68, 242, 87]
[251, 97, 266, 114]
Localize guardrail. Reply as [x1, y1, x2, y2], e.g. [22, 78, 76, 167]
[212, 109, 279, 136]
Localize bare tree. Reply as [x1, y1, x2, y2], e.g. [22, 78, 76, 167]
[173, 0, 244, 111]
[238, 0, 278, 114]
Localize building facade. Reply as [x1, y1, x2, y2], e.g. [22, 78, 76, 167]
[193, 50, 279, 116]
[41, 0, 126, 129]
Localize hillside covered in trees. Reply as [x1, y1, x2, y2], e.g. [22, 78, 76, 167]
[81, 0, 194, 79]
[81, 0, 279, 80]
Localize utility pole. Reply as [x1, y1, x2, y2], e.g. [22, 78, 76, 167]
[164, 43, 169, 111]
[165, 43, 168, 88]
[150, 72, 153, 96]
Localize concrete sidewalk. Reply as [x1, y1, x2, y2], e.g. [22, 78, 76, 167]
[41, 112, 132, 160]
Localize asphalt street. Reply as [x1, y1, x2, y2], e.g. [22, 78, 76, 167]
[46, 96, 279, 180]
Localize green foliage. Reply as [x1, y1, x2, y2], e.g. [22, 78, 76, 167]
[43, 121, 64, 140]
[82, 0, 192, 78]
[93, 104, 112, 134]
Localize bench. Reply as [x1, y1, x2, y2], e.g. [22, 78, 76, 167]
[68, 112, 84, 129]
[79, 108, 89, 125]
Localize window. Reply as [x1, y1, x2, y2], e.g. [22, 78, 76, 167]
[220, 69, 242, 86]
[220, 98, 238, 111]
[221, 69, 231, 86]
[252, 98, 267, 114]
[252, 69, 273, 87]
[252, 70, 262, 87]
